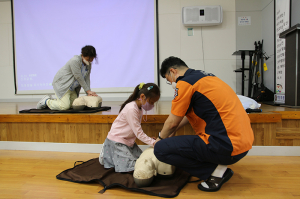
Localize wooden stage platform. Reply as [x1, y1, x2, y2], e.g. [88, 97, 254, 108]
[0, 101, 300, 146]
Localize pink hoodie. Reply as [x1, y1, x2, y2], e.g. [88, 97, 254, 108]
[107, 101, 155, 147]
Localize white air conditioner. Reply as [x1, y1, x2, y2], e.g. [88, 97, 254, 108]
[182, 5, 223, 26]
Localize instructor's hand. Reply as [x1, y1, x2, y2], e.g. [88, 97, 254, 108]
[154, 137, 161, 146]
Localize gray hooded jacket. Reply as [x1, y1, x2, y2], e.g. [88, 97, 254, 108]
[52, 55, 91, 99]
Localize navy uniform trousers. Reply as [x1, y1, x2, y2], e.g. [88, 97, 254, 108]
[154, 135, 248, 180]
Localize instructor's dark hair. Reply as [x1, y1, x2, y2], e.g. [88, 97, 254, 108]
[119, 83, 160, 113]
[81, 45, 97, 58]
[160, 56, 188, 78]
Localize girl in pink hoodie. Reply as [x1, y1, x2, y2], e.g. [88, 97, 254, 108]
[99, 83, 160, 172]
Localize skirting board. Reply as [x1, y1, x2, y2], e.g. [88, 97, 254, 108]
[1, 141, 300, 156]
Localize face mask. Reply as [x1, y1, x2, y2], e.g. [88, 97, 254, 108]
[170, 72, 177, 89]
[83, 58, 90, 65]
[140, 98, 154, 122]
[141, 100, 154, 111]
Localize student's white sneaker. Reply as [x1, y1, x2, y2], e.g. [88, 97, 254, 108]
[36, 95, 52, 109]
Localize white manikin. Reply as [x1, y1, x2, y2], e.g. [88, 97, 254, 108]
[133, 147, 176, 187]
[72, 96, 102, 110]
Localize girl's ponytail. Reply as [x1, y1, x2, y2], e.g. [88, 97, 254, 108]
[119, 84, 140, 112]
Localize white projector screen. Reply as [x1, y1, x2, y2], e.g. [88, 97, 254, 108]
[12, 0, 158, 94]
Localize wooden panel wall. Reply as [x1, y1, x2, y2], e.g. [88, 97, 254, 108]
[0, 112, 282, 124]
[276, 119, 300, 146]
[1, 120, 300, 146]
[251, 123, 277, 146]
[0, 123, 112, 144]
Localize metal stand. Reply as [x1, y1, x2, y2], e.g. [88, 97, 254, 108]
[233, 50, 255, 96]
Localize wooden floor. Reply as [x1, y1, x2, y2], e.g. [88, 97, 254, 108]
[1, 102, 300, 198]
[0, 150, 300, 199]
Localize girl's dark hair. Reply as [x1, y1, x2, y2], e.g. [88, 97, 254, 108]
[119, 83, 160, 112]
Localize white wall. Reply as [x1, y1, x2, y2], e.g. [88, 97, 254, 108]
[236, 0, 263, 50]
[0, 0, 237, 102]
[0, 0, 15, 101]
[235, 0, 274, 95]
[158, 0, 236, 98]
[235, 0, 262, 96]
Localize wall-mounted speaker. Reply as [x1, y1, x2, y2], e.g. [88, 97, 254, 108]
[182, 5, 223, 26]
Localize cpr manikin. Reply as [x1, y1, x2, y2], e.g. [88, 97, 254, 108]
[72, 96, 102, 111]
[133, 147, 176, 187]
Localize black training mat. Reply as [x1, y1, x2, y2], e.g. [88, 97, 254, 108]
[56, 158, 191, 198]
[19, 106, 111, 114]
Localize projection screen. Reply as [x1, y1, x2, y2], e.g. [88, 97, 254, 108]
[12, 0, 158, 94]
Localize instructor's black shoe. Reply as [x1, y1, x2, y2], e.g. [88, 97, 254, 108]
[198, 168, 234, 192]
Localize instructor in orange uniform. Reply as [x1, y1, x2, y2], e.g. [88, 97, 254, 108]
[154, 56, 254, 192]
